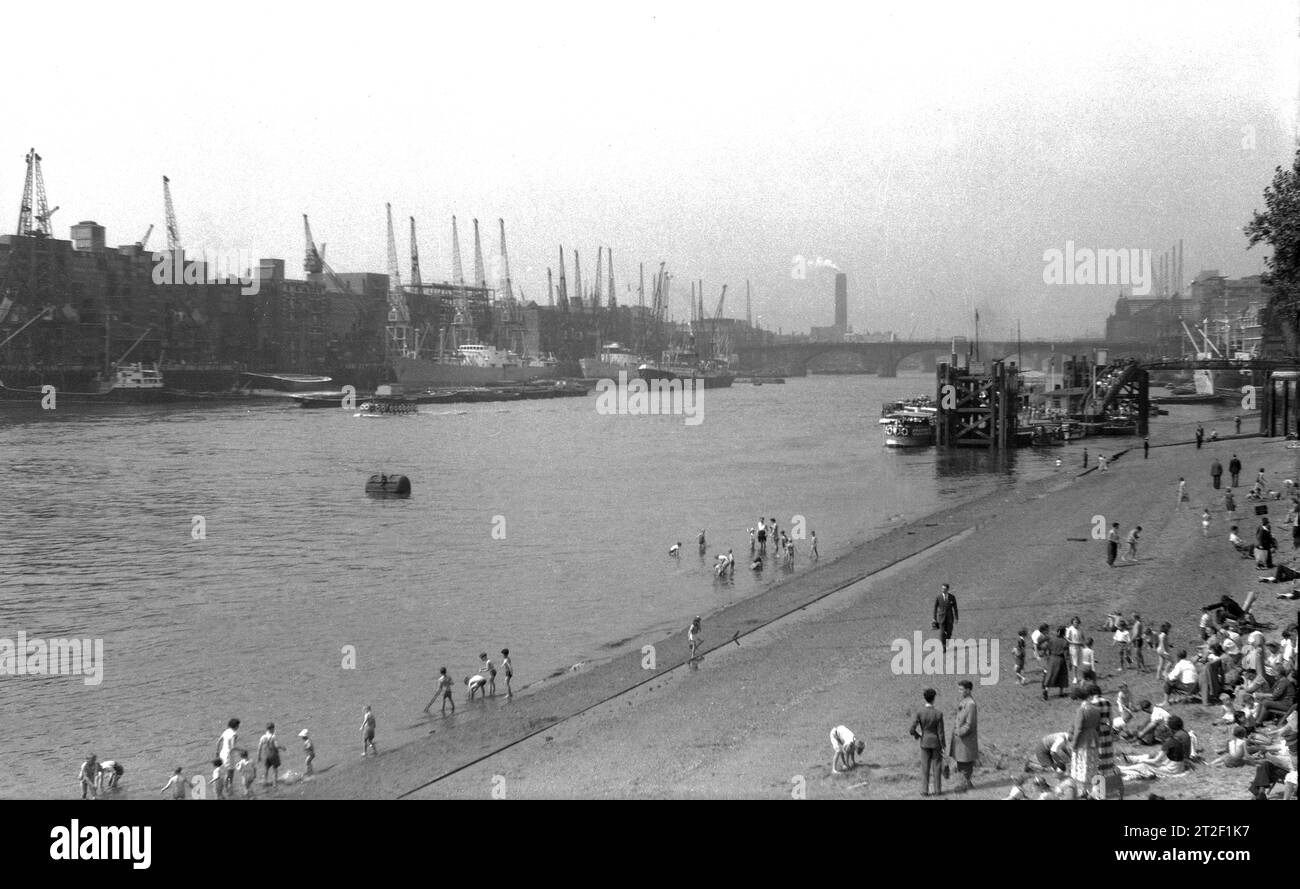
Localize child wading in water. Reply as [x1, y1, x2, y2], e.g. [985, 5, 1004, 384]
[161, 766, 186, 800]
[361, 706, 378, 757]
[425, 667, 456, 715]
[500, 648, 513, 698]
[299, 729, 315, 776]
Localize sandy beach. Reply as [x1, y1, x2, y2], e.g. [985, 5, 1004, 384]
[288, 422, 1297, 800]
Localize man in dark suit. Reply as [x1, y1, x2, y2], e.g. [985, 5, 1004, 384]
[910, 687, 946, 797]
[933, 583, 958, 653]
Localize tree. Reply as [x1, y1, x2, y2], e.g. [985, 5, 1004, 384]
[1245, 150, 1300, 355]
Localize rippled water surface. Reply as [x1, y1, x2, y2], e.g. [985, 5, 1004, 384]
[2, 372, 1233, 797]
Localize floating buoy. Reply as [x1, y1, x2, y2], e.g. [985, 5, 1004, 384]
[365, 473, 411, 498]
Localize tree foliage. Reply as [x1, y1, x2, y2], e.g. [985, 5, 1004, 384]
[1245, 150, 1300, 355]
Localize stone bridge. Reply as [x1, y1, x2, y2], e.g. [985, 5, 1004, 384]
[734, 339, 1131, 377]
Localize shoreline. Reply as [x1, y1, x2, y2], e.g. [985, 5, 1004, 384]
[287, 422, 1280, 799]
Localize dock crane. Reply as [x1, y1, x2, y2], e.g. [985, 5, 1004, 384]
[16, 148, 56, 237]
[137, 224, 154, 250]
[302, 214, 351, 294]
[409, 217, 422, 290]
[384, 203, 411, 357]
[162, 175, 182, 252]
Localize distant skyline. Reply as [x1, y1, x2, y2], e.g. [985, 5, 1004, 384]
[7, 0, 1299, 338]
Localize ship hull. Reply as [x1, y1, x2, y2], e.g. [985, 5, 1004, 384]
[0, 382, 178, 404]
[579, 358, 645, 380]
[636, 365, 734, 389]
[394, 356, 562, 389]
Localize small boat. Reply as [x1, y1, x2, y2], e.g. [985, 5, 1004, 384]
[883, 411, 935, 447]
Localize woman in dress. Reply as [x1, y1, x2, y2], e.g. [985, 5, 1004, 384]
[1070, 681, 1103, 791]
[1042, 626, 1071, 700]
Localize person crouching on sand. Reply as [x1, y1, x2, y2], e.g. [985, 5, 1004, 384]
[830, 725, 865, 773]
[466, 673, 488, 700]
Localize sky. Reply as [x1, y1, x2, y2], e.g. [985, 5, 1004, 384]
[6, 0, 1299, 338]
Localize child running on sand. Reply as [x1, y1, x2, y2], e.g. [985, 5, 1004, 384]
[161, 766, 186, 800]
[361, 706, 377, 757]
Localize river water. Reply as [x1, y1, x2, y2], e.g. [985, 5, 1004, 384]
[0, 372, 1241, 797]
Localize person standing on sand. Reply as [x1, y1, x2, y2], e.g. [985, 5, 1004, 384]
[910, 687, 945, 797]
[298, 729, 314, 776]
[688, 616, 702, 670]
[425, 667, 455, 715]
[1211, 458, 1223, 490]
[1225, 488, 1236, 515]
[1131, 614, 1146, 671]
[1043, 627, 1071, 700]
[1083, 447, 1088, 469]
[1143, 437, 1149, 459]
[1177, 477, 1188, 507]
[500, 648, 514, 698]
[1229, 455, 1242, 487]
[1069, 681, 1105, 791]
[810, 531, 819, 559]
[361, 705, 377, 757]
[1196, 424, 1204, 449]
[1107, 522, 1120, 566]
[1123, 525, 1141, 562]
[949, 680, 979, 792]
[257, 723, 284, 787]
[1255, 518, 1276, 569]
[1066, 617, 1085, 686]
[932, 584, 958, 653]
[1235, 416, 1242, 434]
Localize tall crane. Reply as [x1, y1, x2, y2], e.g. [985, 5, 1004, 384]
[451, 216, 464, 284]
[162, 175, 182, 252]
[16, 148, 56, 237]
[594, 246, 603, 306]
[137, 224, 154, 250]
[409, 217, 422, 290]
[302, 214, 351, 293]
[472, 218, 486, 288]
[385, 203, 410, 356]
[498, 218, 514, 302]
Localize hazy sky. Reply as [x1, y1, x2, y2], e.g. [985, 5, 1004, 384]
[7, 0, 1298, 338]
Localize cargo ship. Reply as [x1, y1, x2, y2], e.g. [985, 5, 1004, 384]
[636, 343, 734, 389]
[579, 342, 645, 381]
